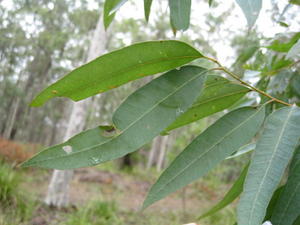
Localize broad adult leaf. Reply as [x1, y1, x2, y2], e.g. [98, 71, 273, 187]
[144, 0, 153, 22]
[165, 75, 250, 131]
[30, 41, 202, 107]
[198, 163, 249, 219]
[103, 0, 128, 29]
[169, 0, 191, 31]
[22, 66, 207, 169]
[143, 106, 265, 208]
[235, 0, 262, 27]
[237, 106, 300, 225]
[270, 147, 300, 225]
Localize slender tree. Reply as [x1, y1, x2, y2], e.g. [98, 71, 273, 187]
[45, 14, 108, 207]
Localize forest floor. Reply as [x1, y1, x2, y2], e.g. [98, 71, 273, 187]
[0, 139, 243, 225]
[20, 164, 237, 225]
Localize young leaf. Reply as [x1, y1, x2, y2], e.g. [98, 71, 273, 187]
[235, 0, 262, 27]
[198, 163, 249, 219]
[30, 41, 202, 107]
[169, 0, 191, 31]
[237, 106, 300, 225]
[144, 0, 153, 22]
[270, 147, 300, 225]
[21, 66, 207, 169]
[103, 0, 128, 29]
[165, 75, 250, 131]
[143, 106, 265, 209]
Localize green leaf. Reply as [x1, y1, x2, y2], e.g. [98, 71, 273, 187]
[266, 32, 300, 53]
[209, 0, 213, 7]
[103, 0, 128, 29]
[30, 40, 202, 107]
[169, 0, 191, 31]
[198, 163, 249, 219]
[293, 216, 300, 225]
[287, 39, 300, 59]
[279, 21, 289, 28]
[235, 0, 262, 27]
[226, 143, 255, 160]
[143, 106, 265, 209]
[264, 186, 285, 221]
[144, 0, 153, 22]
[291, 73, 300, 97]
[270, 147, 300, 225]
[290, 0, 300, 6]
[237, 106, 300, 225]
[165, 75, 250, 131]
[21, 66, 207, 169]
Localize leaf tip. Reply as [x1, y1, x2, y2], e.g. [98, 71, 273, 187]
[19, 159, 31, 168]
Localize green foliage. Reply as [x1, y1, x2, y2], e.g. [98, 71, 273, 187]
[169, 0, 191, 31]
[22, 1, 300, 225]
[144, 0, 153, 22]
[226, 143, 255, 160]
[65, 201, 120, 225]
[287, 39, 300, 59]
[290, 0, 300, 5]
[238, 106, 300, 225]
[198, 163, 249, 219]
[270, 147, 300, 225]
[0, 160, 19, 204]
[30, 41, 202, 107]
[0, 161, 36, 224]
[266, 32, 300, 53]
[234, 0, 262, 27]
[103, 0, 128, 29]
[166, 75, 250, 131]
[23, 66, 207, 169]
[143, 106, 265, 209]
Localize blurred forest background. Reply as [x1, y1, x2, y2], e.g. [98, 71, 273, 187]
[0, 0, 299, 224]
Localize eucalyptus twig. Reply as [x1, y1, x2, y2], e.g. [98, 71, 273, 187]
[207, 56, 292, 107]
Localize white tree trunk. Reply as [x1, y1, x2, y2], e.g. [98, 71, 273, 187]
[45, 15, 108, 207]
[147, 135, 169, 170]
[156, 135, 169, 171]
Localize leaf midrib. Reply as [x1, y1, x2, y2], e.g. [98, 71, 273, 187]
[149, 106, 264, 198]
[247, 107, 295, 225]
[59, 55, 202, 98]
[276, 160, 300, 225]
[27, 70, 208, 165]
[191, 89, 249, 108]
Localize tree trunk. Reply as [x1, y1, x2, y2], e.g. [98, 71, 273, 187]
[147, 136, 161, 169]
[44, 14, 108, 208]
[3, 96, 21, 139]
[156, 135, 169, 171]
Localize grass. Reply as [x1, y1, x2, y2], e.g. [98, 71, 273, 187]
[0, 147, 243, 225]
[65, 201, 121, 225]
[0, 160, 37, 225]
